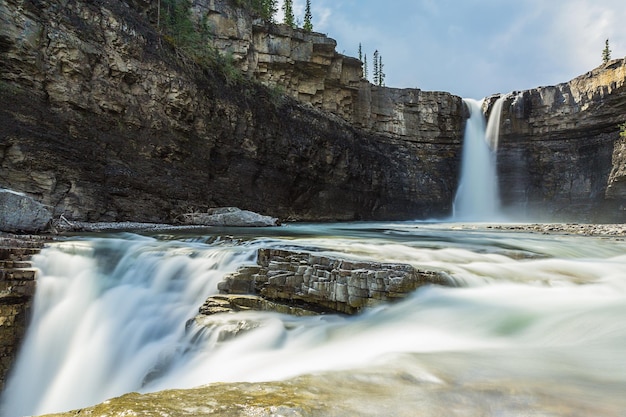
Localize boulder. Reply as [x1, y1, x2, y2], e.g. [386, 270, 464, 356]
[180, 207, 279, 227]
[0, 189, 52, 233]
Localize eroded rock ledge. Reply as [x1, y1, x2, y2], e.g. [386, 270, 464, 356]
[205, 248, 455, 316]
[0, 234, 48, 391]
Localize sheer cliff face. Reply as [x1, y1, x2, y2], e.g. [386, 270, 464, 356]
[0, 0, 464, 223]
[487, 60, 626, 222]
[1, 0, 625, 224]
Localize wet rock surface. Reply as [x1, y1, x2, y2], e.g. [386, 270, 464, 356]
[39, 362, 621, 417]
[0, 234, 48, 391]
[216, 248, 455, 315]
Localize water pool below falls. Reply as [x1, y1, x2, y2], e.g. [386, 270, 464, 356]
[2, 223, 626, 416]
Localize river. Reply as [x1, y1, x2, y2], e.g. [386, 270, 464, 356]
[2, 222, 626, 416]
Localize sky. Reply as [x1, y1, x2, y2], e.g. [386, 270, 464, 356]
[277, 0, 626, 99]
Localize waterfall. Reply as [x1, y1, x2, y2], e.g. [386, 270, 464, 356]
[485, 96, 505, 151]
[0, 236, 257, 417]
[452, 97, 505, 221]
[2, 225, 626, 416]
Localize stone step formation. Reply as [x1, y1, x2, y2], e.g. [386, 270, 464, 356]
[0, 234, 48, 391]
[205, 248, 456, 318]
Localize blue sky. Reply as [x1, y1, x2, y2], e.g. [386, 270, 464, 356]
[278, 0, 626, 99]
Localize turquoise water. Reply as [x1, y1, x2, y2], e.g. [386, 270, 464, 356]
[2, 222, 626, 416]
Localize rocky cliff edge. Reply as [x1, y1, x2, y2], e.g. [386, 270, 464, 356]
[0, 0, 464, 225]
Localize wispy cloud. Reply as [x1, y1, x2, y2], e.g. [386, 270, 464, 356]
[272, 0, 626, 98]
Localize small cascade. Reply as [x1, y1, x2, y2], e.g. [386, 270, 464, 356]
[452, 97, 505, 221]
[485, 96, 505, 151]
[0, 237, 256, 417]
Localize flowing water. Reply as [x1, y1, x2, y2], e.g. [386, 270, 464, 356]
[2, 223, 626, 416]
[453, 98, 504, 221]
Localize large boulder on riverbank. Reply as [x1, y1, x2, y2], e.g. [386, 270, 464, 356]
[0, 189, 51, 233]
[179, 207, 279, 227]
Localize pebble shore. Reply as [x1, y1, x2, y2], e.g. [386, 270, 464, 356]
[483, 223, 626, 237]
[49, 221, 626, 237]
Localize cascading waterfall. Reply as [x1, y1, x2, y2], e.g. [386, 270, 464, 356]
[2, 224, 626, 416]
[485, 96, 505, 151]
[453, 97, 505, 221]
[0, 236, 258, 417]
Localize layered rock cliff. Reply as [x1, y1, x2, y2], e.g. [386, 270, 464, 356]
[0, 0, 464, 224]
[0, 235, 45, 391]
[1, 0, 625, 226]
[486, 59, 626, 221]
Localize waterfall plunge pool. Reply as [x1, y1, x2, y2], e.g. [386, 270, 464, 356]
[2, 222, 626, 416]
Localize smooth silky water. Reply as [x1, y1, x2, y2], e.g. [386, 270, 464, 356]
[2, 223, 626, 416]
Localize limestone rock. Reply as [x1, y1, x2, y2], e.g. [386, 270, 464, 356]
[201, 1, 464, 142]
[0, 234, 46, 391]
[217, 248, 455, 315]
[0, 0, 462, 223]
[0, 189, 52, 233]
[484, 58, 626, 222]
[180, 207, 279, 227]
[197, 294, 319, 317]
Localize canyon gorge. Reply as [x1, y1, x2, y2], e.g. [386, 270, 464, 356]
[2, 1, 626, 416]
[1, 0, 624, 226]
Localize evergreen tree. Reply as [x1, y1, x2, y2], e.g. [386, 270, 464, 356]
[303, 0, 313, 32]
[602, 38, 612, 64]
[282, 0, 295, 28]
[364, 54, 368, 80]
[373, 49, 379, 85]
[253, 0, 277, 22]
[358, 43, 362, 61]
[378, 54, 385, 86]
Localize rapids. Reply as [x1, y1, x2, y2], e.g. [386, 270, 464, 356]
[2, 223, 626, 416]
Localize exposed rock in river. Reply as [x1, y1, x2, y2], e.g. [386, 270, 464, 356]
[213, 248, 455, 315]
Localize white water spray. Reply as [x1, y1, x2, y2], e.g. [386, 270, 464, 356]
[3, 226, 626, 416]
[0, 237, 256, 417]
[453, 97, 505, 221]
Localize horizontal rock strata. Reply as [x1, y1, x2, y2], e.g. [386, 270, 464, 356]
[0, 234, 47, 391]
[486, 58, 626, 221]
[215, 248, 455, 315]
[0, 0, 463, 224]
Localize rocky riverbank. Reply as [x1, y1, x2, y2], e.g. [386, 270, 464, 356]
[483, 223, 626, 237]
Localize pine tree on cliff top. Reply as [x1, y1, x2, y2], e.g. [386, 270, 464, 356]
[372, 49, 379, 85]
[252, 0, 277, 22]
[378, 53, 385, 86]
[602, 39, 611, 64]
[283, 0, 295, 28]
[303, 0, 313, 32]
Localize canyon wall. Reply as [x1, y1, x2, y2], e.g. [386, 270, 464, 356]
[0, 0, 464, 224]
[487, 59, 626, 222]
[1, 0, 625, 225]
